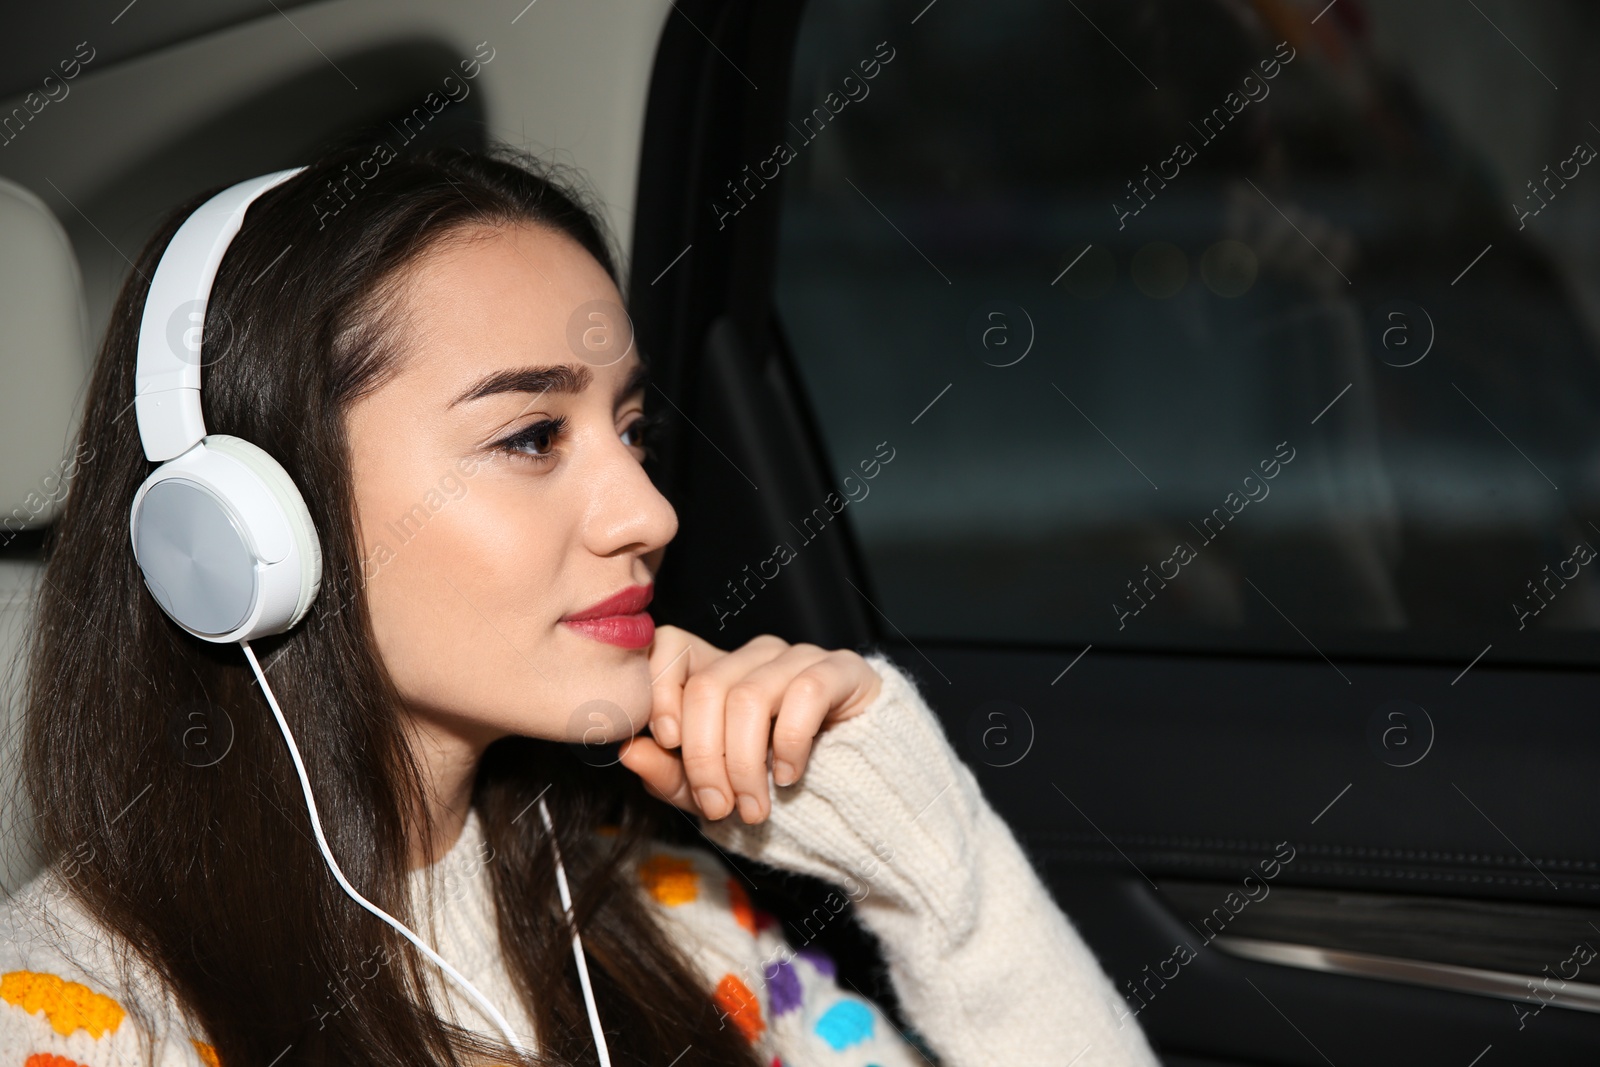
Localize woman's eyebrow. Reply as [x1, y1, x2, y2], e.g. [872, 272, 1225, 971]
[449, 363, 592, 407]
[447, 360, 651, 409]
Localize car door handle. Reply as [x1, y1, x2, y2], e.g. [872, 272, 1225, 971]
[1214, 934, 1600, 1015]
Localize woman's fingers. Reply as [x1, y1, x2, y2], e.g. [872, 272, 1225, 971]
[616, 732, 693, 809]
[627, 629, 887, 825]
[723, 644, 833, 818]
[676, 634, 789, 820]
[646, 624, 724, 749]
[768, 650, 870, 788]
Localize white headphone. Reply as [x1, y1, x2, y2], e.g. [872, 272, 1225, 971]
[129, 169, 612, 1064]
[129, 167, 320, 643]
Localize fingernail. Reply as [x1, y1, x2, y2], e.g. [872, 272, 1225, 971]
[655, 717, 680, 748]
[773, 759, 796, 787]
[737, 793, 762, 822]
[695, 787, 725, 817]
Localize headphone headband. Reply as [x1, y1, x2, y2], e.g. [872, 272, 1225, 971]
[133, 167, 304, 462]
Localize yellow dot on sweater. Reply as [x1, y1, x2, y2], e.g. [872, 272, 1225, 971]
[638, 853, 699, 906]
[192, 1038, 221, 1067]
[0, 971, 126, 1039]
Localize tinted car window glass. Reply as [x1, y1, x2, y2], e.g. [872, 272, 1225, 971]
[772, 0, 1600, 665]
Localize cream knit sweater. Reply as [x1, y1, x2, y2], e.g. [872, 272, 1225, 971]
[0, 653, 1161, 1067]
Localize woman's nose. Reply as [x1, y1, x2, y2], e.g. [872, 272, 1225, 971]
[584, 432, 678, 557]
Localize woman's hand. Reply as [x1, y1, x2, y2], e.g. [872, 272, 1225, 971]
[617, 626, 883, 824]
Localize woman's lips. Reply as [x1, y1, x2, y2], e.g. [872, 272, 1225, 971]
[561, 584, 656, 648]
[561, 613, 655, 649]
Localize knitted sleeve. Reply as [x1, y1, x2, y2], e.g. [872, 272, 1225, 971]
[694, 652, 1164, 1067]
[0, 870, 228, 1067]
[0, 875, 215, 1067]
[0, 971, 212, 1067]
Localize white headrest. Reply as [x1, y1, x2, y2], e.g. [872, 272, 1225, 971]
[0, 177, 92, 533]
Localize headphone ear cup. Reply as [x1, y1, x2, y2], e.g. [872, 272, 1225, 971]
[202, 435, 323, 629]
[130, 436, 322, 642]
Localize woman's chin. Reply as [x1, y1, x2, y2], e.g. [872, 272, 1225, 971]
[552, 675, 651, 746]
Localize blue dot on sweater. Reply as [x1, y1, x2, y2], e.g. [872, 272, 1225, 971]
[813, 999, 874, 1050]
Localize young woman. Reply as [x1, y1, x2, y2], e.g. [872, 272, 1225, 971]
[0, 144, 1160, 1067]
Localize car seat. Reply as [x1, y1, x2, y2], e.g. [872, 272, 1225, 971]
[0, 174, 94, 898]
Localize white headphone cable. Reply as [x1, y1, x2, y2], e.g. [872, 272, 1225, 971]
[240, 640, 531, 1059]
[538, 796, 612, 1067]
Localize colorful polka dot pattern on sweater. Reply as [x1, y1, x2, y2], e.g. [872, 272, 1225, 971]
[635, 843, 933, 1065]
[1, 847, 929, 1067]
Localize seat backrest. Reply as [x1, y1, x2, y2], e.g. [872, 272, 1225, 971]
[0, 174, 94, 898]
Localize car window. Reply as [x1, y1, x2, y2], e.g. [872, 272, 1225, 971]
[772, 0, 1600, 665]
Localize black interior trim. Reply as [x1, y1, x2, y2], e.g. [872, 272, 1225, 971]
[632, 0, 875, 652]
[631, 0, 912, 1029]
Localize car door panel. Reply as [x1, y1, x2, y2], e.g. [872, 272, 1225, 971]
[631, 2, 1600, 1063]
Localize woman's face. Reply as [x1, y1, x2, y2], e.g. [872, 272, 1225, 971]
[344, 221, 677, 753]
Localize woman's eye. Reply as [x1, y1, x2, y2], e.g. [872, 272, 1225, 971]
[495, 415, 567, 462]
[621, 412, 658, 456]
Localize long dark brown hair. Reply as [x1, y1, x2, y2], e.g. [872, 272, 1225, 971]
[20, 142, 764, 1067]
